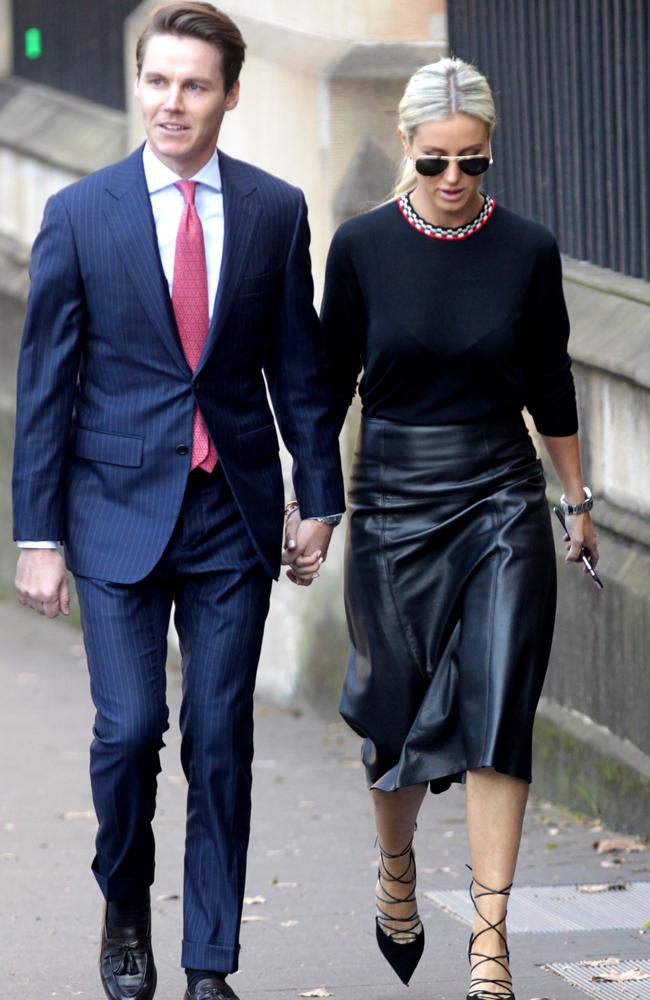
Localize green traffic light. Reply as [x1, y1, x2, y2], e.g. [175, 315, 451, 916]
[25, 27, 42, 60]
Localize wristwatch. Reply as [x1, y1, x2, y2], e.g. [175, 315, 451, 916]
[560, 486, 593, 516]
[309, 514, 343, 526]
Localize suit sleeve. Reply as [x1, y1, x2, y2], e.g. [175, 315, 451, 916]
[12, 194, 85, 541]
[264, 191, 345, 519]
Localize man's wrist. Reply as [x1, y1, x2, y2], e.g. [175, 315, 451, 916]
[307, 513, 343, 527]
[17, 541, 59, 549]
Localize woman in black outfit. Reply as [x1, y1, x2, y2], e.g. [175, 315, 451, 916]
[312, 58, 598, 998]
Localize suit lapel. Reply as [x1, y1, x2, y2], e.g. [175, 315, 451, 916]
[103, 147, 190, 377]
[196, 151, 260, 374]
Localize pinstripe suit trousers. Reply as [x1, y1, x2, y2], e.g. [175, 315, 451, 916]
[74, 466, 272, 973]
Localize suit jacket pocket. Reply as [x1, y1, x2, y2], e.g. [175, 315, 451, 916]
[237, 423, 279, 463]
[236, 266, 284, 299]
[72, 427, 144, 467]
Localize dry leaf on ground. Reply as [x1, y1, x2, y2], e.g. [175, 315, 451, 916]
[156, 893, 179, 902]
[63, 810, 95, 821]
[576, 883, 629, 893]
[241, 915, 265, 923]
[593, 836, 649, 854]
[600, 857, 625, 868]
[243, 895, 267, 905]
[281, 920, 299, 927]
[299, 990, 333, 998]
[579, 957, 622, 967]
[592, 970, 650, 982]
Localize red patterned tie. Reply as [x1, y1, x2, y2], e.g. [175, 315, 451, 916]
[172, 179, 217, 472]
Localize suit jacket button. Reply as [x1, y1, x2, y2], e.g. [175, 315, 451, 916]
[176, 444, 189, 455]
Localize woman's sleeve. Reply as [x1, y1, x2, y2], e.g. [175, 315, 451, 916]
[523, 238, 579, 436]
[320, 225, 365, 435]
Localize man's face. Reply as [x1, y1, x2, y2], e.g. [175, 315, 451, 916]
[135, 32, 239, 177]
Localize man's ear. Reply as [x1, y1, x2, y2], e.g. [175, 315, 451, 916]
[225, 79, 240, 112]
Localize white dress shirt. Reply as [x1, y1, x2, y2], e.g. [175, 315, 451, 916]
[19, 144, 224, 549]
[143, 142, 224, 321]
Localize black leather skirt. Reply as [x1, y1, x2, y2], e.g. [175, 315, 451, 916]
[341, 414, 556, 794]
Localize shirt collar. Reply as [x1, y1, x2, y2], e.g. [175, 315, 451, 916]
[142, 142, 222, 194]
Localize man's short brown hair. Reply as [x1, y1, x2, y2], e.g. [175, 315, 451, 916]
[136, 2, 246, 94]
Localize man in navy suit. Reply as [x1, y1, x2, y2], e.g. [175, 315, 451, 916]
[12, 4, 344, 999]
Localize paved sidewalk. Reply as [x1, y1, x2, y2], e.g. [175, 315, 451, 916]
[1, 601, 649, 1000]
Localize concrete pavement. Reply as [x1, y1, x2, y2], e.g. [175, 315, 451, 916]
[1, 600, 649, 1000]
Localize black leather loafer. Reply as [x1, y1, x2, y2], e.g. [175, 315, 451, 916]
[183, 977, 239, 1000]
[100, 907, 157, 1000]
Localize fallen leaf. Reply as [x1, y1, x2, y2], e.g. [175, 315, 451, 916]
[643, 921, 650, 930]
[241, 915, 265, 923]
[243, 895, 267, 906]
[156, 893, 180, 902]
[592, 970, 649, 982]
[593, 836, 649, 854]
[1, 852, 17, 860]
[545, 842, 558, 850]
[3, 823, 14, 832]
[281, 920, 299, 927]
[62, 810, 95, 821]
[576, 883, 629, 893]
[579, 957, 622, 967]
[272, 880, 300, 888]
[600, 857, 625, 868]
[167, 775, 186, 785]
[548, 827, 560, 836]
[299, 990, 333, 998]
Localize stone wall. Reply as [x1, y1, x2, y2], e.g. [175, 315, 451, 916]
[531, 265, 650, 832]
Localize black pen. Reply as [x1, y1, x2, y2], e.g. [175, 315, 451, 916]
[552, 506, 604, 590]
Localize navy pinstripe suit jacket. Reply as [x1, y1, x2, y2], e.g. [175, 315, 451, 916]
[12, 146, 345, 582]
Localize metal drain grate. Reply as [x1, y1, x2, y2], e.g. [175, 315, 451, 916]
[545, 959, 650, 999]
[424, 881, 650, 933]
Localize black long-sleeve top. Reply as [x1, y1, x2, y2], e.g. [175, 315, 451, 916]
[320, 197, 578, 437]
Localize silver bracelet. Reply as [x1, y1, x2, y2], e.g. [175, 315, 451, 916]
[560, 486, 593, 516]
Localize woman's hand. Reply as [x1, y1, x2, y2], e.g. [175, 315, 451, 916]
[282, 511, 331, 586]
[562, 511, 599, 569]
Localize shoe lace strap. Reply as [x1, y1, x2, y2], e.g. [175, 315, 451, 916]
[376, 836, 422, 944]
[466, 865, 514, 1000]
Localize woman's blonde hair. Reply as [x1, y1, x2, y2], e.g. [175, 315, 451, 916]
[395, 57, 496, 197]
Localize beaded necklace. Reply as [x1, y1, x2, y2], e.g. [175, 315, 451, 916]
[398, 192, 495, 241]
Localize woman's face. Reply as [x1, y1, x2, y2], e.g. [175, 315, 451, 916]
[402, 112, 491, 224]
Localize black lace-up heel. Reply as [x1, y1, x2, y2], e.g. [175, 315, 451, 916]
[466, 867, 514, 1000]
[375, 836, 424, 985]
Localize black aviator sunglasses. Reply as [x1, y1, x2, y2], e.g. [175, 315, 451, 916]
[414, 152, 493, 177]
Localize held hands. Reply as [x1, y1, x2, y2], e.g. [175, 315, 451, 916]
[562, 512, 599, 569]
[15, 549, 70, 618]
[282, 510, 334, 586]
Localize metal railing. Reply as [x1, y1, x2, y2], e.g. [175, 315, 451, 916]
[447, 0, 649, 281]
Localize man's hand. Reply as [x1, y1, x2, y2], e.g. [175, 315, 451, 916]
[15, 549, 70, 618]
[282, 513, 334, 586]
